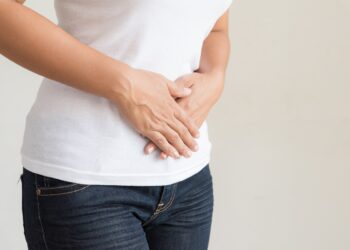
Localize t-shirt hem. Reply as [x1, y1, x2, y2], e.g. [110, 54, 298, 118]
[21, 154, 211, 186]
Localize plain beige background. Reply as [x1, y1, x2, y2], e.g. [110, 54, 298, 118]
[1, 0, 349, 249]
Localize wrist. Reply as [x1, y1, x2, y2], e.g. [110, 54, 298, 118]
[105, 61, 134, 106]
[203, 70, 225, 103]
[205, 68, 226, 82]
[196, 68, 225, 97]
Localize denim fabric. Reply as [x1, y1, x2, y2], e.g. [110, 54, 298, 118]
[20, 164, 214, 250]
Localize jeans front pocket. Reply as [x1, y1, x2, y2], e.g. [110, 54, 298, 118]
[35, 173, 90, 197]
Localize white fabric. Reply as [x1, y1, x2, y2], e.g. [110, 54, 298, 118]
[21, 0, 233, 186]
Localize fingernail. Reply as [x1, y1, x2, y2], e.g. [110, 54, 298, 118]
[173, 151, 180, 158]
[193, 144, 199, 151]
[185, 150, 192, 158]
[195, 132, 200, 138]
[183, 88, 192, 95]
[147, 145, 155, 154]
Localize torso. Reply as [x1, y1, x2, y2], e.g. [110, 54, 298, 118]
[20, 0, 233, 186]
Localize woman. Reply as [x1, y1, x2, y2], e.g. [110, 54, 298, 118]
[0, 0, 232, 249]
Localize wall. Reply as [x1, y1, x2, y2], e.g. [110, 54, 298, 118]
[209, 0, 350, 249]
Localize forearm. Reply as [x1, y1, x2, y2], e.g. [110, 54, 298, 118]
[197, 29, 230, 74]
[0, 0, 132, 102]
[195, 27, 231, 103]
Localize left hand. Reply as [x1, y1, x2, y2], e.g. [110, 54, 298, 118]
[143, 71, 224, 159]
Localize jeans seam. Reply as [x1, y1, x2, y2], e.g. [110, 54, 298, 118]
[37, 185, 91, 197]
[38, 183, 80, 190]
[35, 174, 49, 250]
[157, 183, 177, 213]
[141, 183, 177, 227]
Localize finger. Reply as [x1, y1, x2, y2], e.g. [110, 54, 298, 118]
[167, 82, 192, 98]
[174, 107, 200, 139]
[160, 152, 168, 159]
[144, 142, 156, 154]
[174, 74, 195, 88]
[159, 124, 193, 158]
[145, 131, 180, 159]
[168, 117, 199, 155]
[144, 142, 169, 159]
[144, 141, 169, 160]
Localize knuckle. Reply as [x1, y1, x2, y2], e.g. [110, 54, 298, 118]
[172, 108, 181, 118]
[151, 123, 167, 134]
[155, 137, 164, 145]
[168, 133, 179, 142]
[166, 148, 174, 155]
[179, 127, 189, 137]
[188, 121, 197, 131]
[185, 116, 194, 126]
[183, 117, 193, 127]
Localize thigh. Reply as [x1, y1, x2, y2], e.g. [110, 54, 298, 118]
[145, 164, 214, 250]
[21, 167, 150, 250]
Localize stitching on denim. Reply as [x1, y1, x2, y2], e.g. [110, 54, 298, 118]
[141, 213, 157, 227]
[142, 210, 159, 227]
[35, 174, 49, 250]
[38, 183, 80, 190]
[142, 183, 178, 227]
[37, 185, 91, 197]
[141, 186, 166, 226]
[157, 186, 166, 207]
[157, 183, 177, 212]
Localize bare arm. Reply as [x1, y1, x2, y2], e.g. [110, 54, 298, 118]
[0, 0, 131, 100]
[0, 0, 199, 159]
[194, 9, 231, 102]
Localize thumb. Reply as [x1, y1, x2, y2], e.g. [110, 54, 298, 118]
[167, 82, 192, 98]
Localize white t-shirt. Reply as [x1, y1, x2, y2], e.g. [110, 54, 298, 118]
[20, 0, 233, 186]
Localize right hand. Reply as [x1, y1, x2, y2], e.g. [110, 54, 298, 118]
[112, 68, 200, 159]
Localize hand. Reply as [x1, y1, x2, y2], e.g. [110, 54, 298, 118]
[112, 68, 200, 159]
[144, 71, 225, 159]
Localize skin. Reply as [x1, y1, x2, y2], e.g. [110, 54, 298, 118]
[144, 10, 231, 159]
[0, 0, 201, 159]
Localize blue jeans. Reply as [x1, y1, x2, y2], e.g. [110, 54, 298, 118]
[21, 164, 214, 250]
